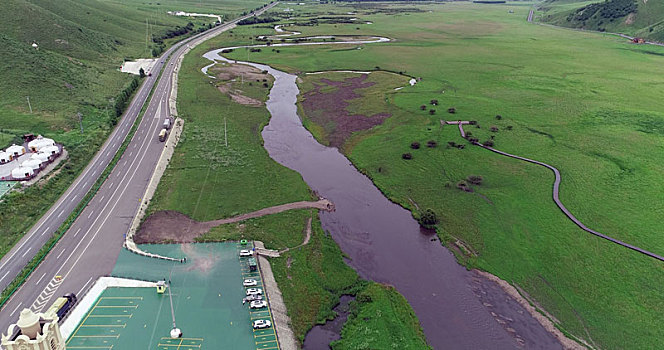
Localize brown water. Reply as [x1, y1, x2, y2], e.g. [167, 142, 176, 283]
[203, 47, 563, 349]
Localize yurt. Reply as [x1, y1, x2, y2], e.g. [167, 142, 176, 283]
[31, 152, 50, 162]
[6, 144, 26, 159]
[0, 151, 10, 164]
[21, 159, 42, 171]
[11, 166, 34, 180]
[41, 145, 60, 157]
[28, 136, 55, 152]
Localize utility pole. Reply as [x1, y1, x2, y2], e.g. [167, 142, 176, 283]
[77, 112, 83, 133]
[224, 117, 228, 147]
[26, 96, 32, 113]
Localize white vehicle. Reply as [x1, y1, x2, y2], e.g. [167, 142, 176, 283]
[239, 250, 253, 257]
[250, 300, 267, 309]
[253, 319, 271, 329]
[163, 118, 171, 130]
[246, 288, 262, 296]
[243, 279, 258, 287]
[244, 295, 263, 303]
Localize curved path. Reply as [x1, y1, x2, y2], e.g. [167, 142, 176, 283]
[448, 121, 664, 262]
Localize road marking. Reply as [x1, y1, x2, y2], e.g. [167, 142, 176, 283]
[41, 226, 50, 236]
[30, 276, 64, 312]
[35, 272, 46, 285]
[21, 248, 31, 258]
[129, 151, 133, 157]
[88, 210, 94, 219]
[57, 249, 66, 259]
[83, 180, 89, 188]
[0, 271, 10, 282]
[74, 228, 82, 237]
[11, 303, 22, 316]
[58, 210, 65, 218]
[77, 277, 94, 297]
[100, 195, 105, 202]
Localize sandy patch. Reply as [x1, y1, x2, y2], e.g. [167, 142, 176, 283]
[121, 58, 156, 75]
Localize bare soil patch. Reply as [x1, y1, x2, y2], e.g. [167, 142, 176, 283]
[212, 63, 270, 106]
[301, 74, 390, 148]
[135, 199, 333, 244]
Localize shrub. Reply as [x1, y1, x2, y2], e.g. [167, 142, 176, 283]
[495, 115, 502, 120]
[447, 141, 457, 148]
[490, 126, 499, 132]
[506, 125, 513, 131]
[447, 107, 456, 114]
[429, 109, 436, 115]
[469, 120, 477, 125]
[467, 175, 483, 185]
[410, 142, 420, 149]
[482, 140, 494, 147]
[426, 140, 437, 148]
[418, 209, 438, 229]
[402, 153, 413, 160]
[420, 105, 427, 111]
[430, 99, 439, 105]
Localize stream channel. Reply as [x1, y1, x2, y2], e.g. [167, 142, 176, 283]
[203, 38, 563, 349]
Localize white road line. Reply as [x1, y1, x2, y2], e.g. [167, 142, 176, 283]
[100, 195, 105, 202]
[87, 211, 94, 219]
[10, 303, 22, 316]
[77, 277, 94, 297]
[58, 210, 64, 218]
[41, 226, 50, 236]
[73, 228, 82, 237]
[56, 249, 66, 259]
[21, 248, 31, 258]
[35, 273, 46, 285]
[1, 270, 10, 282]
[83, 181, 88, 188]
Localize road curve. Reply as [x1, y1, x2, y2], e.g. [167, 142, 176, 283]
[450, 121, 664, 262]
[0, 2, 278, 335]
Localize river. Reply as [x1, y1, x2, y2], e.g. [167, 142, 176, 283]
[203, 41, 563, 349]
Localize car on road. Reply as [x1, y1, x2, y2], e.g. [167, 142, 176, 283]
[250, 300, 267, 309]
[243, 278, 258, 286]
[253, 319, 271, 329]
[246, 288, 262, 296]
[239, 249, 253, 257]
[46, 293, 77, 320]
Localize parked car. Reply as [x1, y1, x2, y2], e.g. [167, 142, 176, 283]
[246, 288, 263, 296]
[253, 319, 271, 329]
[239, 249, 253, 257]
[243, 279, 258, 287]
[250, 300, 267, 309]
[243, 295, 263, 303]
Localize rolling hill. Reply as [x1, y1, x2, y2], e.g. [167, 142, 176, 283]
[539, 0, 664, 41]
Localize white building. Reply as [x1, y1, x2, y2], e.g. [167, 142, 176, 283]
[31, 152, 50, 162]
[11, 166, 34, 180]
[21, 159, 43, 171]
[28, 136, 55, 152]
[5, 145, 25, 159]
[41, 146, 60, 158]
[1, 309, 65, 350]
[0, 151, 10, 164]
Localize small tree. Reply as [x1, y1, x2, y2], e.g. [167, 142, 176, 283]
[410, 142, 420, 149]
[429, 109, 436, 115]
[420, 105, 427, 111]
[418, 209, 438, 229]
[495, 115, 502, 120]
[402, 153, 413, 160]
[426, 140, 437, 148]
[506, 125, 513, 131]
[447, 107, 456, 114]
[430, 99, 439, 105]
[467, 175, 483, 185]
[139, 68, 146, 78]
[482, 140, 494, 147]
[490, 126, 499, 132]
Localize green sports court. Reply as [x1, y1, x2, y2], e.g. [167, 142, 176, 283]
[66, 242, 279, 350]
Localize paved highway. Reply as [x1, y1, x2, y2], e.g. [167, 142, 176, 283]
[0, 3, 277, 335]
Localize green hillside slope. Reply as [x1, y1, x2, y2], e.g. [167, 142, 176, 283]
[539, 0, 664, 41]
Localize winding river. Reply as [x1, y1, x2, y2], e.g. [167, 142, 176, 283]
[203, 39, 563, 349]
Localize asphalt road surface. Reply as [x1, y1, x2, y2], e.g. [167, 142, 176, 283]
[0, 3, 277, 335]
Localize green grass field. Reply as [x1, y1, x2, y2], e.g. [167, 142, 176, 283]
[0, 0, 268, 264]
[221, 2, 664, 349]
[143, 26, 429, 347]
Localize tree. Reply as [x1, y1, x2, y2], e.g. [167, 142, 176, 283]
[418, 209, 438, 229]
[495, 115, 502, 120]
[426, 140, 437, 148]
[420, 105, 427, 111]
[139, 68, 146, 78]
[430, 99, 438, 105]
[490, 126, 499, 132]
[447, 107, 456, 114]
[402, 153, 413, 160]
[429, 109, 436, 115]
[410, 142, 420, 149]
[467, 175, 483, 185]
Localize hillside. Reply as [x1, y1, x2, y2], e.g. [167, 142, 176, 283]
[539, 0, 664, 41]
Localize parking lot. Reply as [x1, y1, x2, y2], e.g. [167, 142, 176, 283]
[237, 242, 279, 350]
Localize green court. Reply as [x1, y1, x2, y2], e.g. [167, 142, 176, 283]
[0, 181, 15, 198]
[67, 242, 279, 349]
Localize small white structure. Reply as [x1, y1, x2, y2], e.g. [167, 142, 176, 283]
[0, 151, 10, 164]
[31, 152, 50, 162]
[0, 166, 11, 179]
[1, 308, 65, 350]
[11, 166, 34, 180]
[28, 136, 55, 152]
[6, 145, 25, 159]
[21, 159, 42, 171]
[41, 145, 60, 157]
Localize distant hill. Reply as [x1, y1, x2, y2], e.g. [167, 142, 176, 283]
[539, 0, 664, 42]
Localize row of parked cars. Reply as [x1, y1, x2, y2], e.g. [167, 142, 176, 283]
[239, 250, 272, 329]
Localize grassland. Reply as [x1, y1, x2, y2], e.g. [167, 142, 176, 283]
[144, 26, 429, 347]
[222, 2, 664, 348]
[0, 0, 268, 261]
